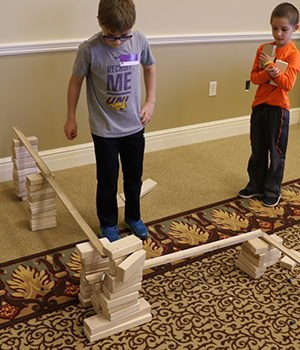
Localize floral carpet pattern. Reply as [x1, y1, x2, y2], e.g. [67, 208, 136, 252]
[1, 179, 300, 349]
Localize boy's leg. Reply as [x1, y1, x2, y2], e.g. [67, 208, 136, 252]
[119, 129, 145, 221]
[92, 134, 120, 228]
[263, 107, 289, 198]
[244, 105, 269, 195]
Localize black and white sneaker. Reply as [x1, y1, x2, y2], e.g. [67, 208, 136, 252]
[263, 195, 281, 207]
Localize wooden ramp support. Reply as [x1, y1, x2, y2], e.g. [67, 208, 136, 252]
[12, 126, 104, 257]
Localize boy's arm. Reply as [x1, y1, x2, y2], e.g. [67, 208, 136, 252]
[251, 47, 278, 85]
[269, 54, 300, 91]
[140, 64, 156, 126]
[64, 73, 85, 140]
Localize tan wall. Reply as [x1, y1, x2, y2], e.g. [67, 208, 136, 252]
[1, 0, 300, 158]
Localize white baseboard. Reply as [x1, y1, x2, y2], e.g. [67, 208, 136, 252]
[1, 108, 300, 183]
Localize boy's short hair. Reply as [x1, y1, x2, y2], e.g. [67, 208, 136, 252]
[98, 0, 136, 32]
[270, 2, 299, 27]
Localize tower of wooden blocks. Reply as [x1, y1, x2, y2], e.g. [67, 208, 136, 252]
[235, 234, 283, 278]
[26, 173, 57, 231]
[76, 235, 151, 342]
[12, 136, 39, 201]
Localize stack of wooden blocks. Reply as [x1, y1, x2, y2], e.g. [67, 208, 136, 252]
[26, 173, 57, 231]
[235, 234, 283, 279]
[77, 235, 151, 342]
[76, 240, 110, 307]
[12, 136, 39, 201]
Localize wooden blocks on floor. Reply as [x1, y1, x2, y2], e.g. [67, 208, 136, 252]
[235, 234, 283, 279]
[26, 173, 57, 231]
[12, 136, 39, 201]
[78, 235, 151, 342]
[118, 178, 157, 207]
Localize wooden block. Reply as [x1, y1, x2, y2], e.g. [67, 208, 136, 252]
[103, 282, 142, 300]
[117, 249, 146, 282]
[280, 250, 300, 270]
[28, 191, 56, 202]
[85, 271, 105, 285]
[84, 298, 151, 341]
[259, 44, 276, 68]
[13, 166, 39, 177]
[12, 136, 38, 147]
[12, 144, 38, 158]
[235, 258, 265, 279]
[241, 247, 266, 267]
[26, 184, 54, 196]
[92, 282, 103, 293]
[12, 155, 35, 165]
[117, 194, 125, 208]
[76, 238, 109, 260]
[81, 261, 110, 275]
[109, 256, 127, 277]
[103, 234, 142, 260]
[27, 201, 56, 215]
[30, 209, 57, 220]
[237, 253, 266, 274]
[30, 220, 57, 231]
[267, 234, 283, 250]
[80, 285, 93, 299]
[102, 299, 140, 322]
[78, 293, 92, 308]
[27, 197, 56, 209]
[26, 173, 47, 186]
[261, 234, 300, 266]
[103, 269, 143, 294]
[270, 59, 288, 86]
[242, 238, 269, 255]
[13, 159, 37, 170]
[99, 290, 139, 310]
[26, 182, 51, 192]
[91, 294, 102, 313]
[30, 215, 57, 225]
[82, 254, 109, 266]
[264, 249, 282, 263]
[120, 178, 157, 202]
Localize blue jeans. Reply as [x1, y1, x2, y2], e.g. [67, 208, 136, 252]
[92, 129, 145, 227]
[245, 104, 289, 197]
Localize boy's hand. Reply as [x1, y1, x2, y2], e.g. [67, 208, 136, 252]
[140, 101, 155, 126]
[266, 65, 281, 79]
[64, 119, 77, 140]
[259, 50, 276, 67]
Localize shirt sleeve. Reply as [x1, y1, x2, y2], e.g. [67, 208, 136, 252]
[73, 42, 91, 78]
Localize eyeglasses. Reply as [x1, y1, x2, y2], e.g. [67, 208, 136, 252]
[102, 30, 133, 42]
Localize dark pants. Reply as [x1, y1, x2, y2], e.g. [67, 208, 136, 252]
[245, 104, 289, 197]
[92, 129, 145, 227]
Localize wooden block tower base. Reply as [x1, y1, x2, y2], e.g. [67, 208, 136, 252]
[77, 235, 151, 342]
[235, 234, 283, 278]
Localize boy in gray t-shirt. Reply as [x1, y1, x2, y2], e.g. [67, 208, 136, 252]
[64, 0, 156, 242]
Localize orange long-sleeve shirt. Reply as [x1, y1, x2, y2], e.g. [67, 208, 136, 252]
[251, 40, 300, 110]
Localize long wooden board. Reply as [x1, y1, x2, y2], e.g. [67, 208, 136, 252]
[12, 126, 104, 257]
[143, 230, 265, 270]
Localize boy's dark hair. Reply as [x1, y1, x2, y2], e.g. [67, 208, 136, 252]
[98, 0, 136, 32]
[271, 2, 299, 26]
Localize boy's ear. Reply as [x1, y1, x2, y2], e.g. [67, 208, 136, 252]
[293, 24, 299, 32]
[97, 16, 101, 27]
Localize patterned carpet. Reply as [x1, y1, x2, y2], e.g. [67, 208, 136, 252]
[1, 179, 300, 349]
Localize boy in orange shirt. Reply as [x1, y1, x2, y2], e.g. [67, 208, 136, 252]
[239, 2, 300, 207]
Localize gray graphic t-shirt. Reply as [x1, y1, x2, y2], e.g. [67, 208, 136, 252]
[73, 31, 155, 138]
